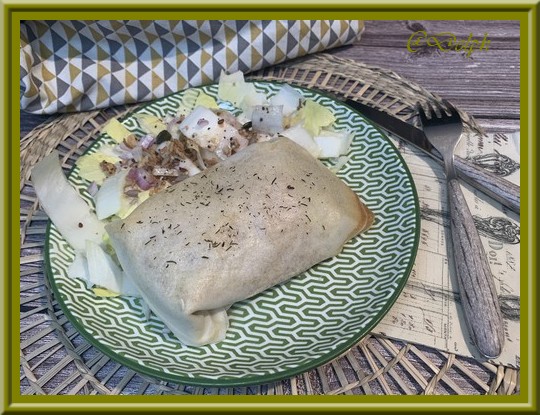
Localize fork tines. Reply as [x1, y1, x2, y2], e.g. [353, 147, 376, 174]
[417, 100, 460, 124]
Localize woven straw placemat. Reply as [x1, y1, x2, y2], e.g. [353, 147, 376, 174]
[19, 53, 519, 396]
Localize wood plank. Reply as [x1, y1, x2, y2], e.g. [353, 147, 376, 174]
[475, 118, 520, 133]
[360, 20, 520, 40]
[332, 47, 520, 80]
[354, 36, 519, 50]
[329, 42, 520, 123]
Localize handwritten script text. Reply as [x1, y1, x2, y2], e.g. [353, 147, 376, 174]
[407, 31, 490, 58]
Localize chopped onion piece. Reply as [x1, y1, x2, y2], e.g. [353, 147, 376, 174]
[139, 134, 155, 149]
[124, 189, 140, 198]
[127, 167, 155, 190]
[114, 142, 143, 162]
[200, 148, 218, 166]
[153, 167, 180, 177]
[131, 145, 143, 162]
[31, 151, 106, 253]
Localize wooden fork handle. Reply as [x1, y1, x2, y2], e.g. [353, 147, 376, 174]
[454, 156, 520, 215]
[447, 178, 505, 359]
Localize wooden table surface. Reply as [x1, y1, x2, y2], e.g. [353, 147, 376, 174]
[19, 20, 520, 138]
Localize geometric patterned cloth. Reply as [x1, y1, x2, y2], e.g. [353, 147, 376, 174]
[20, 20, 365, 114]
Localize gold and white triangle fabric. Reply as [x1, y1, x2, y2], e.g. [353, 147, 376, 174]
[20, 20, 365, 114]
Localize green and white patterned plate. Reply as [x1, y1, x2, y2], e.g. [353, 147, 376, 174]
[45, 82, 420, 387]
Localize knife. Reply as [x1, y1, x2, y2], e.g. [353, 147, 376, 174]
[344, 99, 520, 215]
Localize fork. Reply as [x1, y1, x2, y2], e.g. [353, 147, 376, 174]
[417, 101, 505, 359]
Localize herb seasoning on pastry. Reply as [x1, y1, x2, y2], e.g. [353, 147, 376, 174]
[106, 137, 374, 346]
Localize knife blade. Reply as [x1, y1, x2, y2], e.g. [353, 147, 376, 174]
[344, 99, 520, 215]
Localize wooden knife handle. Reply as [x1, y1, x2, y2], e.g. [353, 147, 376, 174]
[447, 178, 505, 359]
[454, 156, 520, 215]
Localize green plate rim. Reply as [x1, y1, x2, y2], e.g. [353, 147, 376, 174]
[43, 81, 421, 387]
